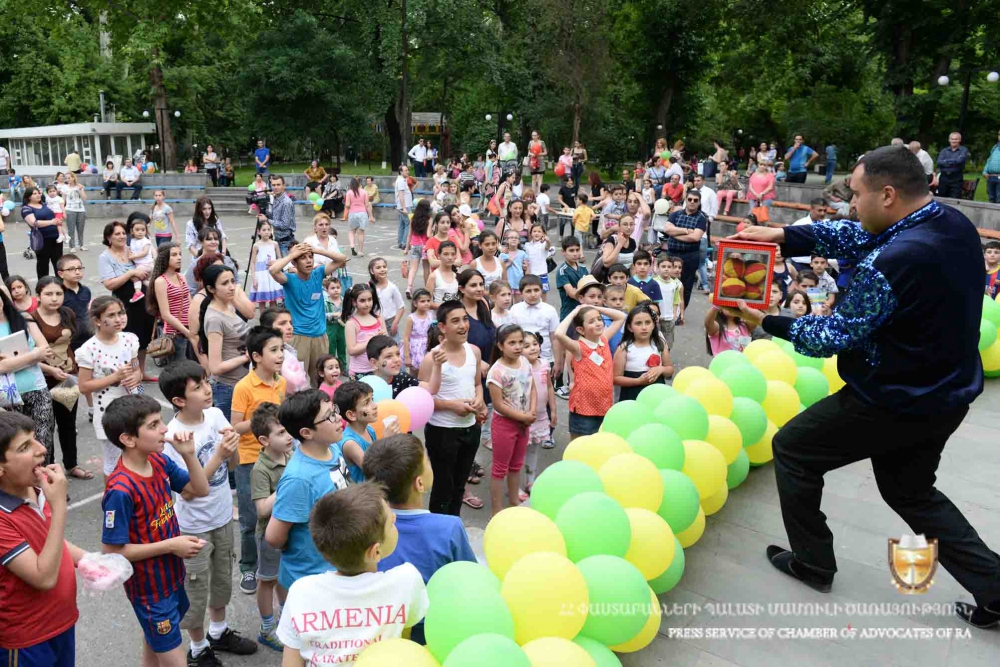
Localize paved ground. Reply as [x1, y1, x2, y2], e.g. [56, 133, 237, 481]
[15, 210, 999, 666]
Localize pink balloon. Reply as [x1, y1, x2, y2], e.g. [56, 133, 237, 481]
[396, 386, 434, 431]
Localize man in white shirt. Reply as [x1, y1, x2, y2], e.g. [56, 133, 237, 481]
[0, 144, 11, 175]
[407, 139, 427, 177]
[688, 174, 719, 221]
[908, 141, 936, 187]
[790, 198, 828, 270]
[498, 132, 519, 174]
[115, 158, 143, 200]
[395, 165, 413, 250]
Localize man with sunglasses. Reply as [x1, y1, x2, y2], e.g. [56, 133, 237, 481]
[661, 189, 707, 308]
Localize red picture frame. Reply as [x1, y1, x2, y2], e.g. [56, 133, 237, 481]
[712, 240, 778, 310]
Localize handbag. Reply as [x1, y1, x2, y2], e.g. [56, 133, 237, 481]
[589, 249, 609, 283]
[546, 256, 557, 273]
[29, 227, 44, 252]
[146, 318, 175, 359]
[751, 205, 771, 223]
[487, 193, 501, 217]
[0, 372, 22, 408]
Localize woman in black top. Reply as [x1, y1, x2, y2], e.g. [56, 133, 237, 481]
[21, 187, 62, 278]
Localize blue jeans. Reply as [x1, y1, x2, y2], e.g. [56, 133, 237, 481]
[825, 160, 835, 183]
[988, 175, 1000, 204]
[397, 211, 410, 248]
[698, 236, 710, 289]
[210, 379, 234, 422]
[235, 462, 259, 574]
[277, 237, 294, 257]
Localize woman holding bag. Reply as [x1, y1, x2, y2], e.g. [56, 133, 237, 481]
[21, 187, 62, 278]
[34, 276, 92, 479]
[747, 161, 776, 213]
[148, 242, 195, 363]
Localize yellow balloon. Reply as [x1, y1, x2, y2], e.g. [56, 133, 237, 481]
[623, 508, 676, 580]
[982, 339, 1000, 372]
[599, 453, 664, 512]
[484, 507, 566, 579]
[672, 366, 714, 393]
[609, 587, 662, 653]
[563, 433, 632, 472]
[753, 350, 798, 385]
[356, 638, 440, 666]
[501, 552, 589, 645]
[746, 421, 778, 465]
[684, 378, 733, 417]
[744, 338, 781, 362]
[701, 483, 729, 516]
[681, 440, 727, 499]
[762, 380, 799, 427]
[676, 506, 706, 548]
[822, 356, 846, 393]
[704, 415, 743, 464]
[522, 637, 596, 667]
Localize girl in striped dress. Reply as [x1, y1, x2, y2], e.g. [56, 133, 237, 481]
[148, 242, 194, 363]
[248, 220, 284, 308]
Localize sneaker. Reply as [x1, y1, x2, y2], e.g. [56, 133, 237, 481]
[258, 628, 284, 652]
[239, 571, 257, 594]
[130, 291, 144, 303]
[555, 386, 570, 400]
[208, 628, 258, 655]
[79, 245, 87, 251]
[56, 234, 65, 243]
[541, 438, 556, 450]
[186, 646, 222, 667]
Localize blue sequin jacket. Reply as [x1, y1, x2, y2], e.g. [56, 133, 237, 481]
[763, 201, 984, 414]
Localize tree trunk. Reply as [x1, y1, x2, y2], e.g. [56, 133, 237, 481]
[385, 102, 402, 171]
[148, 61, 177, 172]
[572, 100, 582, 145]
[399, 0, 410, 168]
[655, 80, 676, 138]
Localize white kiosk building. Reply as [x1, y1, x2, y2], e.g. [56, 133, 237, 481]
[0, 122, 155, 177]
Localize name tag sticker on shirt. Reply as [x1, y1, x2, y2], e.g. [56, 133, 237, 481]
[589, 351, 604, 366]
[311, 293, 322, 300]
[105, 510, 115, 528]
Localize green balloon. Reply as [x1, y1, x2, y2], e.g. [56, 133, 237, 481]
[986, 367, 1000, 378]
[656, 469, 700, 534]
[727, 449, 750, 489]
[577, 556, 650, 646]
[529, 460, 605, 520]
[425, 590, 515, 662]
[307, 191, 321, 202]
[443, 633, 531, 667]
[637, 383, 678, 411]
[556, 492, 632, 562]
[648, 537, 686, 594]
[427, 560, 501, 601]
[246, 183, 255, 191]
[601, 400, 644, 438]
[719, 364, 768, 403]
[772, 337, 793, 352]
[794, 367, 830, 408]
[572, 636, 623, 667]
[709, 349, 751, 377]
[789, 348, 824, 370]
[980, 319, 998, 352]
[729, 397, 768, 447]
[627, 423, 684, 471]
[654, 396, 709, 440]
[984, 295, 1000, 328]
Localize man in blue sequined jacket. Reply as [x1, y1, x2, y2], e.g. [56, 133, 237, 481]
[731, 146, 1000, 630]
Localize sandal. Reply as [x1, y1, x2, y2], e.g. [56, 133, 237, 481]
[462, 492, 484, 509]
[68, 466, 94, 480]
[955, 601, 1000, 629]
[142, 374, 158, 383]
[467, 464, 485, 484]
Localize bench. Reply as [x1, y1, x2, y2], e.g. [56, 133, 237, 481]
[83, 185, 203, 192]
[978, 228, 1000, 241]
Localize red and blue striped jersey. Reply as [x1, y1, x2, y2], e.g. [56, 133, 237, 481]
[102, 452, 191, 605]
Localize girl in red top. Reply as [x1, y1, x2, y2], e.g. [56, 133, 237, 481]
[148, 242, 193, 364]
[553, 304, 626, 439]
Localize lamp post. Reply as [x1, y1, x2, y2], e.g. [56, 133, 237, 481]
[486, 112, 513, 147]
[143, 108, 181, 170]
[937, 69, 999, 136]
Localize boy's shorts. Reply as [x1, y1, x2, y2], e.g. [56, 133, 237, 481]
[180, 523, 234, 631]
[540, 275, 550, 292]
[2, 626, 75, 667]
[132, 587, 190, 653]
[659, 319, 675, 350]
[256, 533, 281, 582]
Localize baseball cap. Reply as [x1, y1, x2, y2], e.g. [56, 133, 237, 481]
[459, 204, 473, 217]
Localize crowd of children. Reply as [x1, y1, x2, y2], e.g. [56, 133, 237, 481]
[14, 159, 1000, 667]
